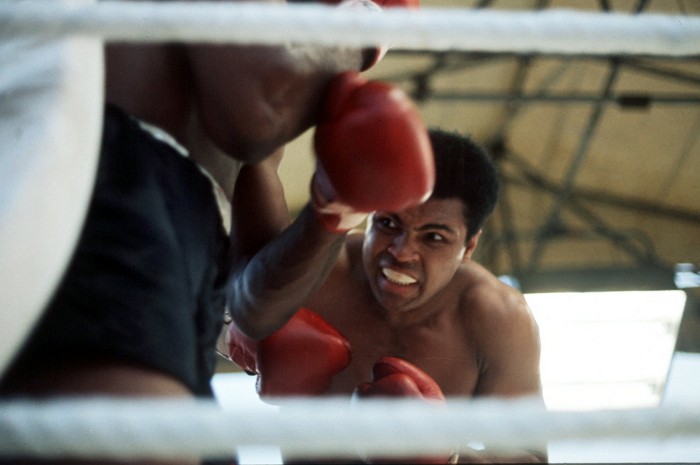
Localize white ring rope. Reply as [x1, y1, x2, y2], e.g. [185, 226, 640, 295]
[0, 397, 699, 460]
[1, 2, 699, 57]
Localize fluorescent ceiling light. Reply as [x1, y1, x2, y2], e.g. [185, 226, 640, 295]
[526, 290, 686, 411]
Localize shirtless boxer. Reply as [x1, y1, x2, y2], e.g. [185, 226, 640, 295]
[227, 129, 547, 463]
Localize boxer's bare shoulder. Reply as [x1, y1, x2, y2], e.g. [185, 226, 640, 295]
[454, 262, 542, 397]
[457, 261, 530, 319]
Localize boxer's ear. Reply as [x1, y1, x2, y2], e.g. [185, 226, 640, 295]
[462, 229, 482, 262]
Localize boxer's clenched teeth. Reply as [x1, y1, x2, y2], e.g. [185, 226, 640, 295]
[382, 268, 417, 285]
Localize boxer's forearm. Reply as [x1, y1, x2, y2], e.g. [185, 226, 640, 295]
[227, 204, 346, 340]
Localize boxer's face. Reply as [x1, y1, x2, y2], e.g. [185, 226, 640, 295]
[362, 198, 474, 314]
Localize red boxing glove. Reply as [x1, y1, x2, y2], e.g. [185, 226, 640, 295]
[227, 308, 351, 400]
[376, 0, 419, 7]
[312, 71, 434, 233]
[354, 357, 455, 464]
[354, 356, 445, 401]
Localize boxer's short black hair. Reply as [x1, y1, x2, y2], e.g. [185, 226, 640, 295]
[428, 128, 500, 240]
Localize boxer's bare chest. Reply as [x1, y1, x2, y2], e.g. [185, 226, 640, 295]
[319, 293, 480, 397]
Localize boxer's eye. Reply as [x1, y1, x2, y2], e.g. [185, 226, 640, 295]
[425, 232, 445, 243]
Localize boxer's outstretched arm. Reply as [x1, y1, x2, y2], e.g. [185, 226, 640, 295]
[227, 151, 346, 339]
[226, 72, 434, 340]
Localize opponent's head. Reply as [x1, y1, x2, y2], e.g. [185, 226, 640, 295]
[361, 128, 500, 314]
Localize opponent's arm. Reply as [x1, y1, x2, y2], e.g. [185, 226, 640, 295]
[229, 147, 293, 257]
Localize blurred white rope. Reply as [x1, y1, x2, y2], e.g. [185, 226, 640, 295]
[0, 396, 699, 460]
[1, 1, 699, 56]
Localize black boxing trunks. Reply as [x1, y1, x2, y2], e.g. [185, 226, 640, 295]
[1, 104, 231, 397]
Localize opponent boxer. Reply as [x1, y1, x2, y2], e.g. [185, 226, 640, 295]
[0, 0, 423, 464]
[226, 129, 547, 463]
